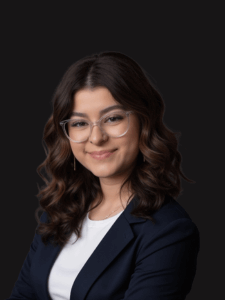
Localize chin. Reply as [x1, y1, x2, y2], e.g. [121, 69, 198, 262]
[90, 166, 117, 177]
[92, 170, 113, 178]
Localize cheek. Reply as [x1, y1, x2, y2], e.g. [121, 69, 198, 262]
[70, 143, 83, 157]
[125, 132, 140, 157]
[127, 129, 140, 148]
[70, 143, 75, 153]
[121, 137, 139, 160]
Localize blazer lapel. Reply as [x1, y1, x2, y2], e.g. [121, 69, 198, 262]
[70, 195, 146, 300]
[32, 195, 146, 300]
[31, 239, 61, 300]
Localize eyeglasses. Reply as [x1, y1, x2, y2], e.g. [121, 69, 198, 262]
[59, 110, 134, 143]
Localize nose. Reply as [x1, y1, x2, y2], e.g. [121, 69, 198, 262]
[88, 124, 108, 143]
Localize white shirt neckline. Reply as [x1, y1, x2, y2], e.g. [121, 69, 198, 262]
[86, 210, 124, 228]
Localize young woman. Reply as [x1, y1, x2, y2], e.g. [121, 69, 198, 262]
[7, 51, 200, 300]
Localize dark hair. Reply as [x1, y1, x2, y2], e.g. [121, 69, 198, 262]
[35, 51, 195, 247]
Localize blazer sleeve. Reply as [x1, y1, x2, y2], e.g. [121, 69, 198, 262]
[6, 212, 48, 300]
[121, 218, 200, 300]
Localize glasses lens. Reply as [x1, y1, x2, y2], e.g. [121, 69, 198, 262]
[65, 111, 129, 142]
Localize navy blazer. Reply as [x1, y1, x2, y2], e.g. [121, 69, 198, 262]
[7, 194, 200, 300]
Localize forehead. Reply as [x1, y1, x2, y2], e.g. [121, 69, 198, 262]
[71, 87, 125, 117]
[73, 87, 117, 107]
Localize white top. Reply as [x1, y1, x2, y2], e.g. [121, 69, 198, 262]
[48, 209, 124, 300]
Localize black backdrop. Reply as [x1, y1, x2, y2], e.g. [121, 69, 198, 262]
[2, 2, 223, 300]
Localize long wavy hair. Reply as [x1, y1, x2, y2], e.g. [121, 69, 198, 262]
[35, 51, 195, 247]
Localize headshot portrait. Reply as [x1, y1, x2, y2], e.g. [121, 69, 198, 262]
[6, 51, 200, 300]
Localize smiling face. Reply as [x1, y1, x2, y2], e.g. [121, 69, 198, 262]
[69, 86, 140, 181]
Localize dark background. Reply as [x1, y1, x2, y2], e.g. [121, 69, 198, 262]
[2, 2, 223, 300]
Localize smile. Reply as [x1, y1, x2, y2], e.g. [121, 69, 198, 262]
[89, 150, 116, 160]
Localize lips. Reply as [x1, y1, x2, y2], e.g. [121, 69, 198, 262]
[89, 149, 116, 155]
[89, 150, 116, 160]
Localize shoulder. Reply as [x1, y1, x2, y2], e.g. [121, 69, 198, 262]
[39, 211, 49, 223]
[141, 195, 200, 244]
[35, 211, 50, 234]
[130, 196, 200, 267]
[152, 194, 194, 224]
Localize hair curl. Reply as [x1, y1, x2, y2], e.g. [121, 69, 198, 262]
[35, 51, 195, 247]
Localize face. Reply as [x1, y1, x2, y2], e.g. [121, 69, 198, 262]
[69, 87, 140, 181]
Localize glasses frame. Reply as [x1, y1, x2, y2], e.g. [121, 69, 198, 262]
[59, 110, 134, 143]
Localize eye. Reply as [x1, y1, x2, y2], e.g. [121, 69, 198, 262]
[104, 115, 124, 123]
[70, 121, 88, 127]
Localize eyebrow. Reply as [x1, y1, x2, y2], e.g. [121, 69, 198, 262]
[70, 104, 125, 118]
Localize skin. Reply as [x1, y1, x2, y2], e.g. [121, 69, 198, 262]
[70, 86, 141, 219]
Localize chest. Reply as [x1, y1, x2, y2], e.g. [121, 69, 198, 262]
[88, 205, 125, 220]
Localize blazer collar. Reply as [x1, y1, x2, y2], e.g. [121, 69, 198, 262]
[70, 194, 146, 300]
[36, 194, 146, 300]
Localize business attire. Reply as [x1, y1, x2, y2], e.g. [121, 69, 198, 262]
[7, 194, 200, 300]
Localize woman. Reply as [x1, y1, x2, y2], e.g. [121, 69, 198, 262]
[7, 51, 200, 300]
